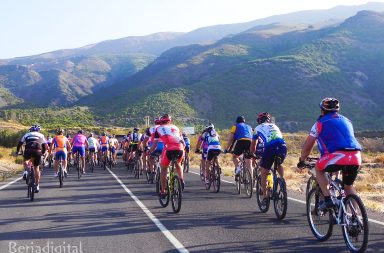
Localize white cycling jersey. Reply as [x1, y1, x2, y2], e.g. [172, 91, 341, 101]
[253, 123, 285, 147]
[88, 137, 99, 149]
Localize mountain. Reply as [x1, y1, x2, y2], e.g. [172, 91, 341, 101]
[82, 11, 384, 131]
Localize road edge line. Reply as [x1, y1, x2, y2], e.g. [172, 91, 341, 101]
[107, 168, 189, 253]
[0, 177, 22, 190]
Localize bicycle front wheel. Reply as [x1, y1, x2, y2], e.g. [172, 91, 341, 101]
[171, 175, 182, 213]
[306, 176, 317, 198]
[273, 178, 287, 220]
[306, 188, 333, 241]
[341, 194, 369, 253]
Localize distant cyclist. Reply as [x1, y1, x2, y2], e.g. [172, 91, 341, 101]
[100, 132, 109, 165]
[71, 130, 89, 173]
[251, 112, 287, 204]
[87, 133, 99, 165]
[149, 114, 185, 197]
[17, 125, 48, 193]
[182, 133, 190, 169]
[50, 129, 72, 177]
[143, 118, 164, 177]
[202, 124, 221, 183]
[127, 128, 141, 162]
[195, 130, 208, 178]
[297, 98, 362, 211]
[108, 134, 119, 165]
[224, 116, 253, 179]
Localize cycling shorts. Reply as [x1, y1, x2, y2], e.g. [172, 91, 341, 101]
[101, 146, 108, 153]
[233, 140, 251, 156]
[207, 149, 221, 161]
[23, 150, 42, 167]
[109, 146, 116, 154]
[55, 151, 67, 160]
[72, 146, 85, 157]
[160, 149, 183, 168]
[129, 144, 138, 152]
[260, 143, 287, 170]
[89, 147, 96, 153]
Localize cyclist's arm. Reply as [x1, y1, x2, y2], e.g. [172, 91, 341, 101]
[66, 140, 72, 152]
[16, 141, 24, 154]
[149, 139, 159, 153]
[300, 135, 316, 162]
[225, 133, 234, 151]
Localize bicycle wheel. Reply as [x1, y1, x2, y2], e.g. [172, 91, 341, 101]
[306, 176, 317, 198]
[183, 157, 189, 173]
[134, 161, 139, 179]
[171, 174, 183, 213]
[77, 158, 81, 180]
[59, 163, 63, 188]
[306, 188, 333, 241]
[155, 166, 160, 193]
[256, 175, 269, 213]
[273, 178, 287, 220]
[341, 194, 369, 253]
[244, 168, 253, 198]
[199, 164, 205, 182]
[159, 178, 170, 207]
[213, 166, 221, 193]
[91, 159, 94, 173]
[236, 172, 241, 195]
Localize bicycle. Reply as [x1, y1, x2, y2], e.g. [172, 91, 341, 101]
[57, 157, 65, 188]
[132, 151, 142, 179]
[255, 155, 288, 220]
[252, 155, 261, 188]
[233, 151, 253, 198]
[304, 161, 369, 253]
[158, 154, 183, 213]
[89, 152, 95, 173]
[74, 152, 81, 180]
[25, 162, 36, 201]
[48, 153, 54, 168]
[108, 149, 114, 169]
[154, 155, 161, 192]
[182, 151, 189, 173]
[205, 153, 221, 193]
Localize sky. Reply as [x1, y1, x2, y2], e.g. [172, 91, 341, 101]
[0, 0, 381, 59]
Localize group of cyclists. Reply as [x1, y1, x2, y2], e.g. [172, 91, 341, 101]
[17, 97, 362, 214]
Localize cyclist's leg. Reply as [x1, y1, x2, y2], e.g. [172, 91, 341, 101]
[343, 165, 359, 196]
[31, 153, 42, 185]
[159, 150, 170, 194]
[259, 147, 274, 199]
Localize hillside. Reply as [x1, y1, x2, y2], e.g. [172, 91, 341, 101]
[83, 11, 384, 131]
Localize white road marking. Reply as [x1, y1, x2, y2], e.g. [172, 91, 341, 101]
[189, 170, 384, 226]
[108, 168, 189, 253]
[0, 177, 22, 190]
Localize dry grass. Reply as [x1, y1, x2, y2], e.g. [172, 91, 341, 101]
[0, 146, 23, 181]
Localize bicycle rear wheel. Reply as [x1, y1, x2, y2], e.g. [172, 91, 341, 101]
[273, 178, 287, 220]
[256, 175, 269, 213]
[199, 164, 205, 182]
[171, 174, 182, 213]
[205, 169, 212, 190]
[77, 158, 81, 180]
[244, 168, 253, 198]
[306, 188, 333, 241]
[213, 166, 221, 193]
[236, 173, 241, 195]
[59, 163, 64, 188]
[134, 160, 139, 179]
[155, 166, 160, 193]
[341, 194, 369, 253]
[183, 157, 189, 173]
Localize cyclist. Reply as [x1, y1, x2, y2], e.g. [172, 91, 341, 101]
[127, 128, 141, 162]
[149, 114, 185, 197]
[143, 118, 164, 177]
[297, 98, 362, 210]
[17, 125, 48, 193]
[182, 133, 190, 170]
[100, 132, 109, 166]
[195, 130, 208, 179]
[251, 112, 287, 203]
[224, 116, 253, 179]
[71, 130, 89, 174]
[108, 134, 119, 165]
[202, 124, 221, 183]
[50, 129, 72, 177]
[87, 133, 99, 166]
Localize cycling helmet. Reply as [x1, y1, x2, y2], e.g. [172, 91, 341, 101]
[29, 124, 41, 132]
[160, 114, 171, 124]
[102, 132, 106, 136]
[320, 97, 340, 112]
[56, 128, 64, 135]
[182, 133, 186, 137]
[133, 127, 139, 132]
[257, 112, 271, 124]
[236, 116, 245, 123]
[154, 117, 161, 125]
[205, 123, 214, 131]
[89, 132, 93, 137]
[78, 130, 83, 134]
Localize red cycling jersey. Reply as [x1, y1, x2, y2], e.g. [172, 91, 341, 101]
[154, 124, 184, 151]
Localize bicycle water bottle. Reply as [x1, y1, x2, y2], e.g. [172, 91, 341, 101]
[267, 173, 273, 188]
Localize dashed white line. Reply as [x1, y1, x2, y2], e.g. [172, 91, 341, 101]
[107, 168, 189, 253]
[189, 170, 384, 226]
[0, 177, 22, 190]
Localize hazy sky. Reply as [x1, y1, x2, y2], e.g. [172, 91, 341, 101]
[0, 0, 380, 59]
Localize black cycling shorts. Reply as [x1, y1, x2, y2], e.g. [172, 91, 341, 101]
[24, 149, 42, 167]
[233, 140, 251, 156]
[129, 144, 138, 152]
[324, 165, 359, 186]
[207, 149, 221, 161]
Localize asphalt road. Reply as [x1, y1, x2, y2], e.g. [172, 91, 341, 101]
[0, 160, 383, 253]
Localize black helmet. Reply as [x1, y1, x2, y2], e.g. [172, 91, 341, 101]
[257, 112, 271, 124]
[320, 98, 340, 112]
[236, 116, 245, 123]
[102, 132, 106, 136]
[57, 128, 64, 135]
[133, 127, 139, 132]
[78, 130, 83, 134]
